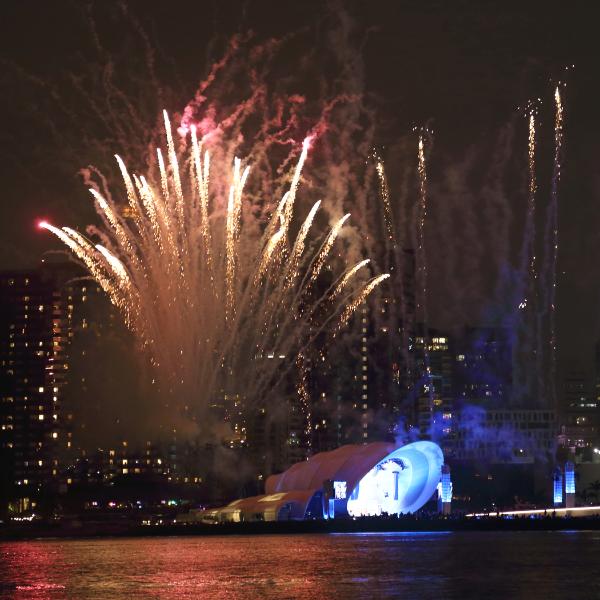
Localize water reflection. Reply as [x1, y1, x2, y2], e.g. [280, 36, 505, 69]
[1, 532, 599, 599]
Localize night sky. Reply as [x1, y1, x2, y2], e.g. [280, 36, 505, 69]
[1, 0, 600, 384]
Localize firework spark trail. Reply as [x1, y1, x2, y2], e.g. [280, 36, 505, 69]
[89, 189, 127, 245]
[545, 87, 564, 407]
[247, 270, 389, 415]
[156, 148, 170, 203]
[416, 134, 434, 405]
[190, 126, 213, 275]
[260, 253, 373, 367]
[515, 110, 537, 301]
[252, 127, 310, 287]
[532, 107, 547, 408]
[133, 175, 159, 239]
[40, 222, 100, 276]
[296, 353, 312, 453]
[338, 274, 391, 328]
[225, 158, 250, 320]
[308, 213, 351, 285]
[253, 203, 340, 360]
[95, 244, 131, 286]
[332, 259, 370, 299]
[282, 136, 311, 230]
[373, 150, 395, 243]
[284, 199, 322, 289]
[514, 109, 539, 402]
[263, 269, 390, 398]
[244, 145, 317, 352]
[40, 222, 131, 320]
[372, 153, 413, 389]
[528, 112, 537, 288]
[255, 209, 287, 283]
[115, 155, 147, 237]
[163, 111, 185, 225]
[42, 113, 387, 424]
[526, 110, 545, 404]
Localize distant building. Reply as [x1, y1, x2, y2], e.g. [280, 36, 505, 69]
[453, 408, 556, 463]
[0, 269, 68, 513]
[412, 327, 454, 451]
[560, 370, 599, 452]
[454, 327, 513, 408]
[366, 248, 417, 441]
[308, 248, 417, 453]
[219, 350, 312, 485]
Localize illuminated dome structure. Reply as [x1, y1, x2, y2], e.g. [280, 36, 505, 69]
[182, 441, 444, 523]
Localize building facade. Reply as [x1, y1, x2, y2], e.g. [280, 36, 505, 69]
[0, 269, 68, 512]
[559, 369, 600, 456]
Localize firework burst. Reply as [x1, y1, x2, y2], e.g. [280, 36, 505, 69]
[41, 112, 388, 425]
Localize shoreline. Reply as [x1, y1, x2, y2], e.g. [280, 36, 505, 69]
[2, 515, 600, 540]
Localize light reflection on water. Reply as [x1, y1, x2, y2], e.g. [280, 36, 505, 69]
[1, 531, 600, 599]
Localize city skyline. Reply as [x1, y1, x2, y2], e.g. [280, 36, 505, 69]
[0, 0, 598, 510]
[3, 6, 600, 595]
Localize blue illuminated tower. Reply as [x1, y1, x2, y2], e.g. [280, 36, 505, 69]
[437, 464, 452, 515]
[565, 461, 575, 508]
[553, 467, 563, 507]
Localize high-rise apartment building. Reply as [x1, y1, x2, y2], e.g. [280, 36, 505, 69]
[412, 327, 454, 451]
[560, 370, 599, 452]
[454, 327, 513, 408]
[308, 248, 418, 452]
[0, 268, 68, 512]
